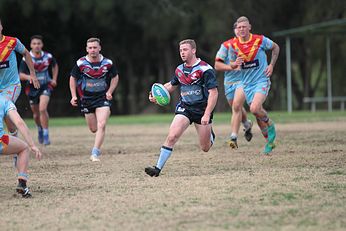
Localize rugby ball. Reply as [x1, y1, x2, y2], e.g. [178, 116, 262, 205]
[151, 83, 170, 106]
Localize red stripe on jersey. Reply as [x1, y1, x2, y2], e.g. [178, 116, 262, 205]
[0, 36, 17, 62]
[230, 34, 263, 62]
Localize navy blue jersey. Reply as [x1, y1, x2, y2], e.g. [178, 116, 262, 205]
[19, 51, 57, 85]
[171, 59, 217, 108]
[70, 55, 118, 102]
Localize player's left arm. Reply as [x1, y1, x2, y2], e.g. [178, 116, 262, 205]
[201, 87, 218, 125]
[106, 74, 119, 100]
[22, 49, 40, 89]
[201, 70, 219, 125]
[51, 58, 59, 87]
[265, 41, 280, 77]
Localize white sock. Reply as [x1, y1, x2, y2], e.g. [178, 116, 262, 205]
[243, 120, 251, 130]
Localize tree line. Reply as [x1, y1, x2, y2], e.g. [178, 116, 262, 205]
[1, 0, 345, 116]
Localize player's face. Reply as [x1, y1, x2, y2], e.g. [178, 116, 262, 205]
[86, 41, 101, 58]
[30, 39, 43, 53]
[179, 44, 195, 62]
[236, 21, 251, 38]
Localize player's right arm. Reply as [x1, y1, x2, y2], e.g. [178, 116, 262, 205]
[229, 57, 244, 69]
[163, 82, 177, 94]
[214, 60, 236, 71]
[214, 43, 239, 71]
[19, 60, 31, 82]
[69, 64, 80, 106]
[69, 76, 78, 107]
[22, 49, 40, 89]
[7, 109, 42, 160]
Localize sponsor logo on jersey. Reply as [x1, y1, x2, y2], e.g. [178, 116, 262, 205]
[0, 60, 9, 69]
[181, 89, 201, 97]
[83, 68, 91, 73]
[242, 59, 259, 69]
[177, 106, 185, 112]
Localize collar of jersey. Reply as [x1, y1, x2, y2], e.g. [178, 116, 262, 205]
[185, 58, 200, 68]
[238, 34, 253, 44]
[30, 50, 44, 58]
[86, 54, 103, 63]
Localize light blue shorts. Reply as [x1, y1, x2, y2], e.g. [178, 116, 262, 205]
[0, 83, 21, 103]
[224, 80, 241, 101]
[242, 79, 271, 104]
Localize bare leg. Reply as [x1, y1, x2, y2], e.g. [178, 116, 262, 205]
[30, 104, 41, 127]
[250, 92, 270, 139]
[94, 107, 111, 149]
[84, 113, 98, 133]
[149, 115, 190, 173]
[3, 135, 32, 197]
[163, 114, 191, 148]
[39, 95, 50, 129]
[194, 122, 213, 152]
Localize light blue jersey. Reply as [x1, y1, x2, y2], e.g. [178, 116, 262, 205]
[0, 36, 25, 89]
[229, 34, 273, 84]
[216, 39, 242, 100]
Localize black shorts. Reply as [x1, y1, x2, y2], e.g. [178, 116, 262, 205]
[25, 84, 53, 105]
[175, 102, 213, 125]
[80, 97, 112, 114]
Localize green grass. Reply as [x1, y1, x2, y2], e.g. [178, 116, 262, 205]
[23, 110, 346, 127]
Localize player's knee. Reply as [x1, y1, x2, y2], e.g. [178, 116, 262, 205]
[166, 133, 179, 145]
[18, 142, 29, 154]
[39, 108, 47, 114]
[250, 104, 261, 114]
[97, 120, 107, 130]
[33, 112, 39, 120]
[232, 103, 242, 112]
[89, 127, 97, 133]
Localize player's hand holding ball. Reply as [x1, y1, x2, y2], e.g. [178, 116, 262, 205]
[149, 91, 157, 104]
[150, 83, 170, 106]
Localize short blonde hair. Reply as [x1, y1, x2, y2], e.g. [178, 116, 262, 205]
[87, 37, 101, 45]
[236, 16, 250, 25]
[179, 39, 196, 49]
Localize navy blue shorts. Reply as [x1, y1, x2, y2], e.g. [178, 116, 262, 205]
[175, 102, 213, 125]
[25, 84, 53, 105]
[80, 97, 111, 114]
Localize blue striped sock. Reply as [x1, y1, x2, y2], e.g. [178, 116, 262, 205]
[156, 146, 173, 170]
[92, 147, 101, 157]
[18, 172, 29, 181]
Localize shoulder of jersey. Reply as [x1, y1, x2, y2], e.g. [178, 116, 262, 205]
[175, 63, 184, 71]
[252, 34, 264, 40]
[76, 56, 87, 66]
[102, 57, 113, 65]
[222, 38, 235, 49]
[199, 60, 213, 72]
[43, 51, 53, 58]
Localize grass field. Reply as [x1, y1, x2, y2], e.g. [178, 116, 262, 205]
[1, 112, 346, 230]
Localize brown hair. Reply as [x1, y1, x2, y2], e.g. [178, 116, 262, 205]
[30, 35, 43, 42]
[236, 16, 250, 24]
[179, 39, 196, 49]
[87, 37, 101, 45]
